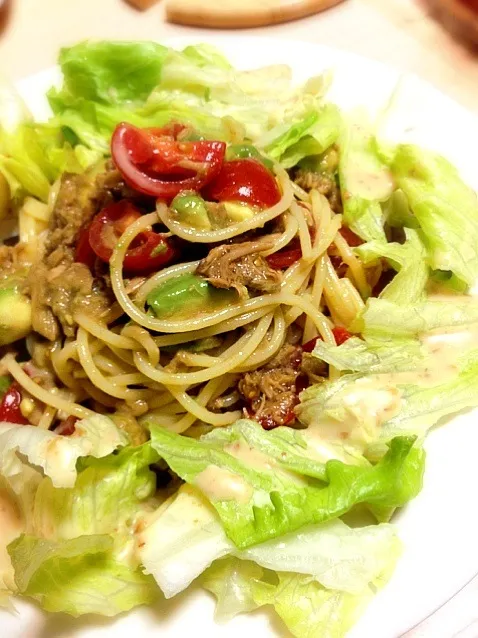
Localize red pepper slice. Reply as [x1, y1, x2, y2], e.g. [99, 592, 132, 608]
[303, 327, 352, 353]
[0, 382, 28, 424]
[205, 158, 281, 209]
[111, 122, 226, 201]
[88, 200, 177, 274]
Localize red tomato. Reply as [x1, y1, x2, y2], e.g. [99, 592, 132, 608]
[88, 200, 177, 274]
[302, 327, 352, 353]
[111, 122, 226, 201]
[257, 406, 297, 431]
[339, 227, 363, 247]
[205, 159, 281, 209]
[55, 416, 78, 436]
[267, 239, 302, 270]
[0, 382, 28, 424]
[75, 226, 97, 269]
[332, 326, 352, 346]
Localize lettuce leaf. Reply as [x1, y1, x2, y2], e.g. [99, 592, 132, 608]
[353, 297, 478, 339]
[30, 443, 158, 540]
[139, 483, 399, 599]
[0, 77, 99, 201]
[49, 41, 330, 157]
[299, 350, 478, 444]
[338, 114, 393, 242]
[379, 350, 478, 439]
[355, 228, 428, 304]
[3, 442, 160, 616]
[203, 558, 262, 622]
[265, 104, 341, 167]
[149, 423, 424, 549]
[203, 555, 399, 638]
[311, 336, 424, 374]
[55, 41, 168, 104]
[0, 414, 128, 489]
[391, 144, 478, 286]
[138, 485, 234, 599]
[8, 534, 157, 616]
[251, 570, 374, 638]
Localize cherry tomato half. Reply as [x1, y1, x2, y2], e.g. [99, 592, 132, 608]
[266, 239, 302, 270]
[339, 227, 363, 247]
[75, 226, 97, 269]
[302, 327, 352, 353]
[0, 382, 28, 424]
[111, 122, 226, 202]
[88, 200, 177, 274]
[204, 159, 281, 209]
[55, 415, 78, 436]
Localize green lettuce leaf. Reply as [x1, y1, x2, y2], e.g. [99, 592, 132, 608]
[391, 144, 478, 286]
[30, 443, 158, 540]
[379, 350, 478, 440]
[49, 41, 330, 156]
[55, 41, 168, 104]
[311, 336, 424, 374]
[382, 189, 420, 229]
[0, 414, 128, 488]
[338, 114, 393, 242]
[149, 423, 424, 549]
[265, 104, 341, 167]
[353, 297, 478, 339]
[8, 534, 157, 616]
[203, 558, 262, 622]
[201, 417, 363, 478]
[204, 555, 400, 638]
[251, 570, 375, 638]
[3, 443, 161, 616]
[355, 228, 428, 304]
[299, 350, 478, 444]
[138, 482, 399, 598]
[0, 78, 97, 201]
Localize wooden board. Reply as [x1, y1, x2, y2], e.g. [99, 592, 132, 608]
[165, 0, 346, 29]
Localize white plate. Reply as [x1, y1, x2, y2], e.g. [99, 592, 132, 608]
[4, 36, 478, 638]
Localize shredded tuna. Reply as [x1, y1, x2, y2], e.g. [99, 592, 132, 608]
[196, 234, 283, 298]
[239, 344, 302, 429]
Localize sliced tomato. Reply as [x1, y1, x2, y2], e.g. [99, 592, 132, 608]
[302, 327, 352, 353]
[267, 239, 302, 270]
[332, 326, 352, 346]
[75, 226, 97, 269]
[205, 159, 281, 209]
[111, 122, 226, 201]
[55, 415, 78, 436]
[339, 227, 363, 247]
[88, 200, 177, 274]
[0, 382, 28, 424]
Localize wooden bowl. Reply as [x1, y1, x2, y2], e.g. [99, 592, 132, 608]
[165, 0, 346, 29]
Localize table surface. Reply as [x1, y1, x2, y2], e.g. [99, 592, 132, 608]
[1, 0, 478, 636]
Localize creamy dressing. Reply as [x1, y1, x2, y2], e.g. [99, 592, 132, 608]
[195, 465, 253, 503]
[346, 166, 395, 201]
[224, 439, 274, 471]
[304, 321, 478, 452]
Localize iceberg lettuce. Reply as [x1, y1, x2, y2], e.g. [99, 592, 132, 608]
[391, 144, 478, 287]
[8, 534, 157, 616]
[149, 423, 423, 549]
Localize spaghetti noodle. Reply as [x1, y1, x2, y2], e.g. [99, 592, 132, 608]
[0, 128, 371, 437]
